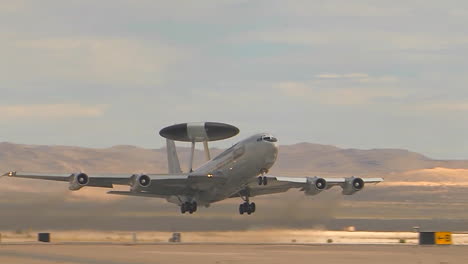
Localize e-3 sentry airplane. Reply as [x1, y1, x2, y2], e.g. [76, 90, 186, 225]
[2, 122, 383, 215]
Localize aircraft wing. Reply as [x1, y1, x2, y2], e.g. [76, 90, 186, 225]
[1, 171, 225, 194]
[244, 175, 383, 197]
[2, 171, 132, 188]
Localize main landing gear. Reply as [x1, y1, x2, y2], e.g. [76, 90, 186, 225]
[180, 201, 197, 214]
[239, 202, 256, 215]
[238, 192, 256, 215]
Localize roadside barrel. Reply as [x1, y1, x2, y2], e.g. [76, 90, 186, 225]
[38, 232, 51, 243]
[169, 232, 181, 243]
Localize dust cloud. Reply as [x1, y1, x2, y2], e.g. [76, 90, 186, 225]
[0, 180, 342, 232]
[2, 175, 468, 232]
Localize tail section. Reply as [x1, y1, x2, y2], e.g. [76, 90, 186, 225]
[166, 139, 182, 174]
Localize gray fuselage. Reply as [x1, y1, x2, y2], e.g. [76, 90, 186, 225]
[185, 133, 278, 204]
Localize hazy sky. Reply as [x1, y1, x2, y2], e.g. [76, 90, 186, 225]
[1, 1, 468, 159]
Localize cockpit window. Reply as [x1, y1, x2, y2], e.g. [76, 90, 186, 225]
[262, 136, 278, 142]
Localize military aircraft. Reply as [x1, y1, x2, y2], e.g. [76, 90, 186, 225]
[2, 122, 383, 215]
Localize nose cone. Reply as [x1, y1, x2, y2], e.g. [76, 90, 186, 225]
[264, 139, 279, 170]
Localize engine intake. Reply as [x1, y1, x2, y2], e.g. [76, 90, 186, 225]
[138, 174, 151, 187]
[341, 177, 365, 195]
[69, 173, 89, 191]
[305, 177, 327, 196]
[131, 174, 151, 192]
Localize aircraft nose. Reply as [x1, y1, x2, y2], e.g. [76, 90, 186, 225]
[264, 141, 279, 168]
[269, 141, 278, 153]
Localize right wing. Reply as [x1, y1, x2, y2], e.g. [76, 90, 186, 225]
[242, 175, 383, 197]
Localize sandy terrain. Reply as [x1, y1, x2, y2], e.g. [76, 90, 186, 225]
[1, 244, 467, 264]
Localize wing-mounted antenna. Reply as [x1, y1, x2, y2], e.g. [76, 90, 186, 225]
[159, 122, 239, 173]
[166, 139, 182, 174]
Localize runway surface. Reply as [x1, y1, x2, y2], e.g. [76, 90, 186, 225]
[0, 244, 467, 264]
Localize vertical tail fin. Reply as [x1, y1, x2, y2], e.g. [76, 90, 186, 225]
[166, 139, 182, 174]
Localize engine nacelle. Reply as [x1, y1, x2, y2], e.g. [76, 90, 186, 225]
[130, 174, 151, 192]
[305, 177, 327, 196]
[69, 173, 89, 191]
[341, 177, 365, 195]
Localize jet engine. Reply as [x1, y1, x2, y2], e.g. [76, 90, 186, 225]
[341, 177, 364, 195]
[69, 173, 89, 191]
[305, 177, 327, 196]
[130, 174, 151, 192]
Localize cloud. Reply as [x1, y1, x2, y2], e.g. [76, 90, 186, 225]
[278, 85, 405, 105]
[315, 73, 399, 84]
[0, 104, 107, 120]
[316, 73, 369, 79]
[228, 30, 329, 46]
[270, 1, 412, 18]
[0, 1, 26, 13]
[275, 82, 310, 97]
[317, 88, 405, 105]
[276, 74, 405, 105]
[230, 29, 468, 52]
[449, 8, 468, 17]
[0, 36, 184, 86]
[408, 102, 468, 112]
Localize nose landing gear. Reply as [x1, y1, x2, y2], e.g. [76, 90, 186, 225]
[258, 169, 269, 186]
[180, 201, 198, 214]
[257, 176, 268, 186]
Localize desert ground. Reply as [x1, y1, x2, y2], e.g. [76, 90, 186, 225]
[1, 244, 467, 264]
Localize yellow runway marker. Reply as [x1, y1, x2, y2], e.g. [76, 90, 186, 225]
[435, 232, 452, 245]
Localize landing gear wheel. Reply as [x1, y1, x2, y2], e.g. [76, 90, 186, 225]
[238, 190, 256, 215]
[181, 201, 198, 214]
[239, 202, 255, 215]
[243, 202, 250, 215]
[258, 176, 268, 186]
[250, 202, 256, 213]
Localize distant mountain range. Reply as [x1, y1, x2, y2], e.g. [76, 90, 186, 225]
[1, 141, 468, 178]
[1, 141, 468, 231]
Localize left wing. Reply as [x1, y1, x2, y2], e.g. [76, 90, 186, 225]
[243, 175, 383, 197]
[1, 171, 225, 195]
[2, 171, 134, 188]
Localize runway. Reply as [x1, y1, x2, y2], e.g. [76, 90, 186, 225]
[1, 244, 467, 264]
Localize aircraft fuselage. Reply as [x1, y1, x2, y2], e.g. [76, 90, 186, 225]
[169, 133, 278, 205]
